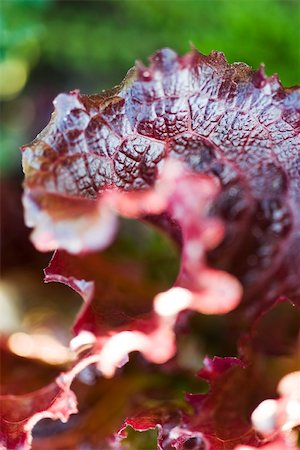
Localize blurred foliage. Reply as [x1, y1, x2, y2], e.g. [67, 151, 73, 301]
[0, 0, 299, 173]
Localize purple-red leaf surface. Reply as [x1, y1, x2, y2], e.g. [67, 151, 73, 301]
[21, 48, 300, 310]
[1, 47, 299, 449]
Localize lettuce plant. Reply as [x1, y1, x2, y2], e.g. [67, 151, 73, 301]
[1, 48, 299, 450]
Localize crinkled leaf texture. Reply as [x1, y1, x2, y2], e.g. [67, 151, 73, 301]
[21, 47, 300, 309]
[1, 48, 299, 449]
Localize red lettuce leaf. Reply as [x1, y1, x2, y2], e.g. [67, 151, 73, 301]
[21, 48, 300, 310]
[7, 47, 299, 449]
[30, 368, 154, 450]
[42, 164, 242, 379]
[0, 343, 98, 450]
[118, 359, 300, 450]
[0, 343, 150, 450]
[117, 356, 263, 450]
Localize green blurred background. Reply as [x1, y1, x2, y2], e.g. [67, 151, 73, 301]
[1, 0, 300, 174]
